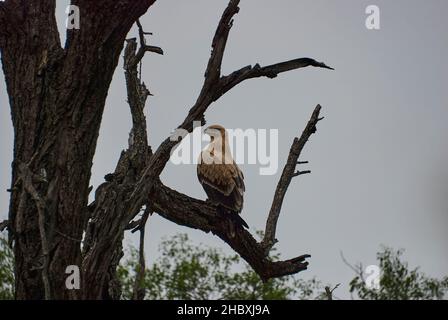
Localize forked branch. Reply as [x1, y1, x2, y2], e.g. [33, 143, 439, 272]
[85, 0, 332, 291]
[130, 20, 164, 68]
[123, 0, 331, 281]
[261, 105, 324, 254]
[125, 0, 332, 212]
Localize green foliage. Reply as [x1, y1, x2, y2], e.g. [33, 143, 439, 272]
[0, 234, 14, 300]
[2, 230, 447, 300]
[349, 247, 448, 300]
[117, 233, 324, 300]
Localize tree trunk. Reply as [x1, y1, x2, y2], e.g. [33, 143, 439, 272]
[1, 0, 155, 299]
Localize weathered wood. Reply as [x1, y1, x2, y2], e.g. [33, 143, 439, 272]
[261, 105, 323, 255]
[1, 0, 332, 299]
[1, 0, 156, 299]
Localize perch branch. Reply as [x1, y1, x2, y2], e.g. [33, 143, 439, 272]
[150, 181, 310, 281]
[261, 105, 323, 254]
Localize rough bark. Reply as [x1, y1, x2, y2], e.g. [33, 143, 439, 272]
[1, 0, 332, 299]
[1, 0, 156, 299]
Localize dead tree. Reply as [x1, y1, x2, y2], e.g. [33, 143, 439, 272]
[0, 0, 332, 299]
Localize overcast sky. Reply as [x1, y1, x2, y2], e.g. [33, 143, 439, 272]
[1, 0, 447, 299]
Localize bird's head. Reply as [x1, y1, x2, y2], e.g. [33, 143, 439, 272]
[204, 124, 226, 142]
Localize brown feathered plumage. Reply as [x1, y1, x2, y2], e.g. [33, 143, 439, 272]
[197, 125, 248, 229]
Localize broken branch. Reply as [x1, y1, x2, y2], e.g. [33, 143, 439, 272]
[128, 19, 163, 69]
[261, 105, 323, 254]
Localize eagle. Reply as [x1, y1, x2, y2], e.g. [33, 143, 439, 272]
[197, 125, 249, 233]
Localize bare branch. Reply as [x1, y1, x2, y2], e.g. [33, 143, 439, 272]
[170, 0, 241, 131]
[150, 181, 310, 281]
[123, 33, 156, 157]
[126, 219, 141, 232]
[217, 58, 333, 99]
[125, 1, 332, 212]
[17, 162, 52, 300]
[292, 170, 311, 177]
[136, 20, 147, 47]
[340, 251, 365, 282]
[121, 0, 330, 278]
[202, 0, 240, 85]
[81, 27, 156, 298]
[132, 208, 151, 300]
[121, 0, 244, 224]
[83, 0, 331, 291]
[129, 20, 164, 68]
[0, 220, 8, 232]
[261, 105, 323, 254]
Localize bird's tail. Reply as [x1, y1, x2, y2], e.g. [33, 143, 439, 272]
[229, 212, 249, 229]
[217, 206, 249, 230]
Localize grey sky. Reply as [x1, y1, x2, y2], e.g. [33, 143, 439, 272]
[1, 0, 447, 298]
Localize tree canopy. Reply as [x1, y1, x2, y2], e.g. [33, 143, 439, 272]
[349, 247, 448, 300]
[2, 231, 446, 300]
[118, 233, 323, 300]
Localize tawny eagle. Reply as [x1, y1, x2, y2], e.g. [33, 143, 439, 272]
[197, 125, 249, 231]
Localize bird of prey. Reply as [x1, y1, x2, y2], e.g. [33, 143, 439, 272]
[197, 125, 249, 235]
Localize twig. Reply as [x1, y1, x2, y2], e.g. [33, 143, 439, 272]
[126, 219, 141, 231]
[340, 251, 365, 282]
[261, 105, 323, 255]
[0, 220, 8, 232]
[292, 170, 311, 177]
